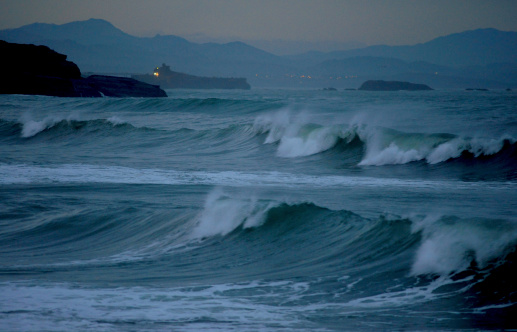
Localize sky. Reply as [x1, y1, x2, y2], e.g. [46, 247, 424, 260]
[1, 0, 517, 54]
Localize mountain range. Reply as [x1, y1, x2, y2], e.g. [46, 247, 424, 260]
[1, 18, 516, 89]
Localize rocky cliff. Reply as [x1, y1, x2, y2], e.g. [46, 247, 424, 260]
[0, 40, 167, 97]
[133, 64, 251, 90]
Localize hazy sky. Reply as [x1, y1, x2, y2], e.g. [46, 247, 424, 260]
[1, 0, 516, 53]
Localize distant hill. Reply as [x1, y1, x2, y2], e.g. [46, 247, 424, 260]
[321, 28, 517, 67]
[309, 56, 448, 77]
[0, 18, 293, 77]
[1, 19, 516, 88]
[305, 56, 514, 89]
[2, 19, 138, 46]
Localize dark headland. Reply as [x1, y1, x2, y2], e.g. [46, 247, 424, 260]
[133, 64, 251, 90]
[0, 40, 167, 97]
[358, 80, 433, 91]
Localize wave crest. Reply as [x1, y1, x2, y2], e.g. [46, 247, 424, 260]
[360, 130, 516, 166]
[411, 215, 517, 276]
[192, 188, 517, 282]
[253, 110, 358, 157]
[16, 114, 137, 138]
[253, 110, 516, 168]
[192, 189, 279, 238]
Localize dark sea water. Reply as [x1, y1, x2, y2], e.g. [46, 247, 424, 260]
[1, 89, 516, 331]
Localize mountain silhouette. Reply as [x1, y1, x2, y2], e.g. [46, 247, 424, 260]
[2, 19, 515, 88]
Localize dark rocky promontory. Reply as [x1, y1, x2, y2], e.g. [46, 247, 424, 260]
[0, 40, 167, 97]
[133, 64, 251, 90]
[358, 80, 433, 91]
[84, 75, 167, 97]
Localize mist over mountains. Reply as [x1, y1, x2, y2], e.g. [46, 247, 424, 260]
[1, 18, 516, 88]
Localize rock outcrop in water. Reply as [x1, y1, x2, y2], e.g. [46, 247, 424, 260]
[133, 64, 251, 90]
[358, 80, 433, 91]
[0, 40, 167, 97]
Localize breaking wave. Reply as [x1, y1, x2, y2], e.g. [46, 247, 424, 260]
[191, 189, 517, 277]
[1, 107, 515, 178]
[4, 186, 515, 284]
[253, 110, 517, 169]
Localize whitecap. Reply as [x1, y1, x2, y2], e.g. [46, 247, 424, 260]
[191, 188, 278, 238]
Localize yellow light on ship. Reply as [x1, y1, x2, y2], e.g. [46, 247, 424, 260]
[154, 72, 159, 77]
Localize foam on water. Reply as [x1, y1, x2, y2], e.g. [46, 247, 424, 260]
[410, 215, 517, 275]
[18, 112, 136, 138]
[2, 90, 517, 330]
[2, 163, 512, 191]
[106, 115, 128, 126]
[359, 142, 424, 165]
[342, 276, 470, 309]
[426, 136, 510, 164]
[359, 129, 514, 166]
[0, 281, 311, 332]
[253, 109, 515, 165]
[253, 109, 356, 157]
[20, 113, 81, 138]
[192, 188, 278, 237]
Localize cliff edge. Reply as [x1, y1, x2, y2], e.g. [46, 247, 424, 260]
[0, 40, 167, 97]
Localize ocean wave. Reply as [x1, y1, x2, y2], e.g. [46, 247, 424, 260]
[359, 129, 516, 166]
[13, 114, 140, 138]
[192, 188, 279, 237]
[0, 280, 310, 331]
[5, 108, 515, 171]
[410, 214, 517, 275]
[174, 97, 238, 109]
[5, 190, 516, 285]
[167, 97, 275, 114]
[2, 186, 515, 312]
[253, 109, 358, 157]
[253, 110, 517, 168]
[192, 189, 517, 278]
[1, 114, 258, 150]
[187, 187, 517, 314]
[0, 119, 22, 140]
[4, 164, 511, 191]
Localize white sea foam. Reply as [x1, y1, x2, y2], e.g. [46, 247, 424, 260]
[19, 112, 83, 138]
[426, 137, 509, 164]
[192, 188, 277, 237]
[359, 142, 424, 165]
[410, 215, 517, 276]
[3, 163, 513, 191]
[18, 113, 133, 138]
[425, 139, 464, 164]
[106, 115, 127, 125]
[343, 276, 464, 308]
[0, 280, 308, 331]
[253, 109, 513, 164]
[254, 108, 293, 144]
[359, 132, 514, 166]
[276, 125, 344, 157]
[20, 117, 60, 138]
[254, 109, 357, 157]
[20, 118, 53, 138]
